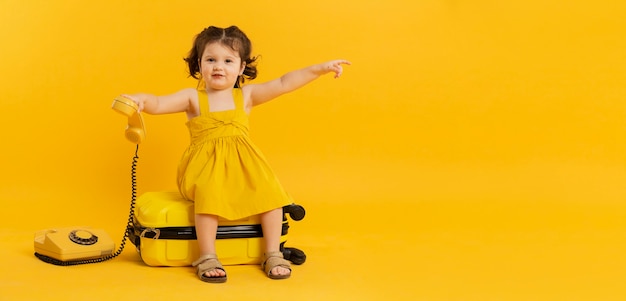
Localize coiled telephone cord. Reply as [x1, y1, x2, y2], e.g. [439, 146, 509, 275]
[35, 145, 139, 266]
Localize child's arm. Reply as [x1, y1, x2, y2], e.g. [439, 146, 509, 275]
[121, 88, 197, 115]
[244, 59, 350, 107]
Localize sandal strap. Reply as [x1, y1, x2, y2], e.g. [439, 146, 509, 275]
[263, 252, 291, 276]
[192, 254, 227, 282]
[192, 254, 219, 267]
[193, 254, 225, 275]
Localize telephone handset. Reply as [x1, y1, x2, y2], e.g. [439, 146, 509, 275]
[112, 96, 146, 144]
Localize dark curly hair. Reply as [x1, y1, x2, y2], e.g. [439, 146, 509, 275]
[184, 26, 258, 88]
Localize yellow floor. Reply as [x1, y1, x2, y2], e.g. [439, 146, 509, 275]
[2, 196, 626, 301]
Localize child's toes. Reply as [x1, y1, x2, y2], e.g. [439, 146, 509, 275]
[272, 266, 290, 276]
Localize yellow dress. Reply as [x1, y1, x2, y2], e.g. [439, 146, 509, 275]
[177, 88, 293, 220]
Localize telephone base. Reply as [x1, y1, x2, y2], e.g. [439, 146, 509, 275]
[34, 227, 115, 262]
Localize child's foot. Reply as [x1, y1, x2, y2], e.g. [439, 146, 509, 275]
[263, 251, 292, 280]
[269, 265, 291, 278]
[203, 268, 227, 278]
[192, 254, 227, 283]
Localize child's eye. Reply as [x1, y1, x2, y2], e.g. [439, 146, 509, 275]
[206, 58, 215, 62]
[225, 59, 233, 63]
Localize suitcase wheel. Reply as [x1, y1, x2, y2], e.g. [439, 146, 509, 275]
[283, 204, 306, 221]
[283, 247, 306, 265]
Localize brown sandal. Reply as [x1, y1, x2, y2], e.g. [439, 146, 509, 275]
[262, 251, 291, 280]
[192, 254, 227, 283]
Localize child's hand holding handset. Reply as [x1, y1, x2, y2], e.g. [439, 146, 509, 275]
[119, 94, 144, 113]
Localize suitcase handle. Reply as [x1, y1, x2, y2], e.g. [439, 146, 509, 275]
[140, 228, 160, 239]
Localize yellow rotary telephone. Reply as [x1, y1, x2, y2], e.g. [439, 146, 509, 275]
[33, 96, 144, 265]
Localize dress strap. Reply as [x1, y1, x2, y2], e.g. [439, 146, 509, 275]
[232, 88, 243, 111]
[197, 90, 210, 116]
[196, 85, 241, 115]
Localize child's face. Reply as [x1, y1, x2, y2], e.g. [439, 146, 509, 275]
[199, 42, 245, 90]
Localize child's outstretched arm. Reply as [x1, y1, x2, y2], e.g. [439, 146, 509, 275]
[245, 59, 351, 107]
[121, 88, 197, 115]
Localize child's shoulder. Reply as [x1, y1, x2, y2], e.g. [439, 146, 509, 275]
[180, 87, 198, 94]
[172, 87, 199, 99]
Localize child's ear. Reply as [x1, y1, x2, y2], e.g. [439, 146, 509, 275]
[240, 62, 246, 75]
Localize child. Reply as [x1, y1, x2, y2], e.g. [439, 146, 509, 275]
[122, 25, 350, 283]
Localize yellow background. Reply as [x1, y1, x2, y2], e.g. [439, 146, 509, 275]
[2, 0, 626, 300]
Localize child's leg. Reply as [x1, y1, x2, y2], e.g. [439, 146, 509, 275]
[260, 208, 291, 277]
[194, 214, 226, 278]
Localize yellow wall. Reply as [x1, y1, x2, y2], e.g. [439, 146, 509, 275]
[1, 0, 626, 228]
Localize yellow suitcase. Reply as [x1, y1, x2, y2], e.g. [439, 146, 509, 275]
[129, 191, 306, 267]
